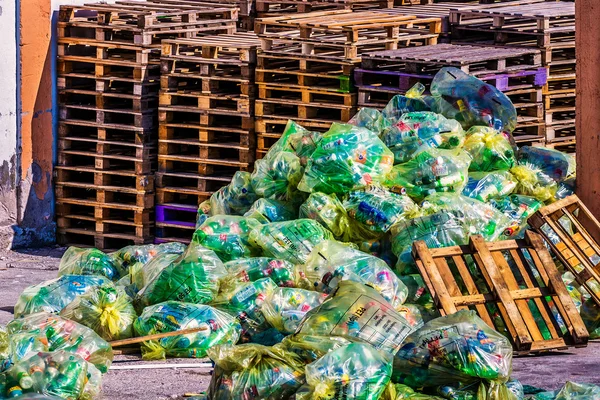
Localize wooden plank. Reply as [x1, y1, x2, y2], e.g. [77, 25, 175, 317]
[109, 326, 209, 347]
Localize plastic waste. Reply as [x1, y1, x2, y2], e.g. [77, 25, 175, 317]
[298, 192, 352, 240]
[295, 342, 392, 400]
[251, 151, 304, 201]
[354, 235, 397, 268]
[249, 219, 333, 265]
[433, 379, 524, 400]
[383, 148, 471, 201]
[279, 334, 352, 364]
[382, 111, 465, 164]
[298, 240, 408, 309]
[382, 84, 432, 124]
[489, 194, 543, 238]
[135, 242, 226, 310]
[196, 200, 212, 228]
[111, 242, 186, 271]
[534, 381, 600, 400]
[207, 343, 305, 399]
[265, 120, 323, 166]
[295, 280, 414, 355]
[14, 275, 112, 318]
[298, 123, 394, 194]
[218, 257, 296, 298]
[133, 301, 241, 360]
[348, 107, 390, 135]
[60, 282, 136, 341]
[463, 127, 516, 171]
[0, 325, 10, 372]
[462, 171, 517, 202]
[6, 312, 113, 373]
[243, 198, 298, 224]
[430, 67, 518, 133]
[261, 288, 328, 334]
[57, 247, 121, 281]
[555, 176, 576, 201]
[518, 146, 575, 183]
[382, 383, 444, 400]
[393, 310, 513, 388]
[192, 216, 261, 262]
[209, 171, 258, 216]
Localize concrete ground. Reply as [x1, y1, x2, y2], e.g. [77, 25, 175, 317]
[1, 247, 600, 399]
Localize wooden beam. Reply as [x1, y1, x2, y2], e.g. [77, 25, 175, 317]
[576, 0, 600, 219]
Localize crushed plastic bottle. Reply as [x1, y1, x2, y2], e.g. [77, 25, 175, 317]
[298, 192, 352, 240]
[243, 198, 299, 224]
[489, 194, 543, 238]
[192, 216, 261, 262]
[111, 242, 186, 272]
[218, 257, 297, 297]
[265, 120, 323, 166]
[207, 171, 258, 218]
[348, 107, 390, 135]
[251, 151, 304, 201]
[463, 127, 516, 171]
[261, 287, 328, 334]
[462, 171, 517, 202]
[57, 247, 122, 281]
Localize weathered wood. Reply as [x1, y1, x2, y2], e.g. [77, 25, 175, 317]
[109, 326, 209, 348]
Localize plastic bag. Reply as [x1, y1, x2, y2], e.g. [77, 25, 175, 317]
[14, 275, 112, 318]
[261, 288, 328, 334]
[399, 275, 433, 308]
[382, 112, 465, 164]
[382, 84, 432, 124]
[135, 242, 226, 309]
[393, 310, 513, 388]
[434, 380, 524, 400]
[354, 234, 397, 268]
[348, 107, 390, 136]
[299, 192, 352, 240]
[295, 343, 392, 400]
[462, 171, 517, 202]
[207, 343, 305, 399]
[540, 381, 600, 400]
[463, 127, 516, 171]
[298, 240, 408, 309]
[57, 247, 121, 281]
[60, 282, 136, 341]
[489, 194, 542, 238]
[298, 123, 394, 194]
[249, 219, 334, 265]
[295, 280, 414, 355]
[111, 242, 186, 271]
[343, 185, 420, 235]
[382, 384, 444, 400]
[133, 301, 241, 360]
[243, 198, 298, 224]
[279, 334, 352, 363]
[0, 325, 8, 372]
[517, 146, 574, 183]
[383, 149, 471, 202]
[209, 171, 258, 216]
[430, 67, 517, 133]
[555, 176, 576, 201]
[219, 257, 296, 298]
[192, 216, 261, 262]
[0, 350, 101, 399]
[510, 164, 558, 202]
[6, 312, 113, 373]
[266, 120, 323, 166]
[251, 151, 304, 201]
[196, 200, 212, 228]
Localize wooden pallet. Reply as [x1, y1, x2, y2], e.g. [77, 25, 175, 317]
[258, 85, 356, 106]
[55, 166, 155, 192]
[57, 229, 153, 250]
[156, 172, 233, 194]
[545, 124, 575, 144]
[158, 141, 254, 166]
[412, 232, 588, 353]
[59, 121, 155, 146]
[159, 124, 254, 147]
[154, 224, 194, 245]
[256, 99, 356, 122]
[529, 195, 600, 306]
[58, 148, 155, 175]
[55, 182, 153, 209]
[156, 203, 198, 227]
[255, 10, 442, 60]
[57, 74, 160, 95]
[57, 57, 161, 82]
[156, 188, 212, 207]
[58, 38, 161, 66]
[255, 116, 331, 135]
[256, 0, 393, 14]
[158, 156, 251, 181]
[544, 138, 575, 154]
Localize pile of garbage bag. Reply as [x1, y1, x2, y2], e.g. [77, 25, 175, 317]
[1, 68, 584, 399]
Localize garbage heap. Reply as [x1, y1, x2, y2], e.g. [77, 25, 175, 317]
[0, 67, 588, 400]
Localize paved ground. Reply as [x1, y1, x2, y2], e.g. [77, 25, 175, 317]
[1, 247, 600, 399]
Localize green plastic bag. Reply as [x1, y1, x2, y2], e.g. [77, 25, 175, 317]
[266, 120, 323, 166]
[295, 280, 414, 355]
[125, 252, 181, 297]
[462, 171, 517, 203]
[14, 275, 112, 318]
[463, 127, 516, 171]
[207, 343, 305, 399]
[299, 192, 352, 240]
[295, 343, 392, 400]
[381, 383, 444, 400]
[393, 310, 513, 388]
[434, 380, 524, 400]
[349, 107, 390, 136]
[243, 198, 298, 224]
[60, 282, 137, 341]
[111, 242, 186, 271]
[381, 112, 465, 164]
[383, 149, 471, 202]
[298, 240, 408, 309]
[219, 257, 297, 298]
[6, 312, 113, 373]
[279, 334, 352, 363]
[536, 381, 600, 400]
[261, 288, 328, 334]
[135, 242, 226, 309]
[58, 247, 122, 281]
[133, 301, 241, 360]
[251, 151, 304, 201]
[209, 171, 258, 216]
[249, 219, 334, 265]
[193, 216, 261, 262]
[298, 123, 395, 194]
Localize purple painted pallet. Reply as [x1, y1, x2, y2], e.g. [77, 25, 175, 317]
[156, 203, 198, 228]
[354, 67, 547, 92]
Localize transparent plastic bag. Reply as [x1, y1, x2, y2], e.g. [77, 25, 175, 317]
[251, 151, 304, 201]
[434, 380, 524, 400]
[298, 123, 394, 194]
[517, 146, 574, 183]
[58, 247, 121, 281]
[299, 192, 352, 240]
[219, 257, 297, 298]
[298, 240, 408, 309]
[209, 171, 258, 216]
[510, 164, 558, 202]
[343, 185, 420, 234]
[348, 107, 391, 136]
[555, 176, 576, 201]
[14, 275, 112, 318]
[6, 312, 113, 373]
[382, 84, 432, 124]
[462, 171, 517, 202]
[382, 112, 465, 164]
[261, 288, 328, 334]
[126, 252, 181, 297]
[60, 283, 136, 341]
[266, 120, 323, 166]
[135, 242, 226, 309]
[279, 334, 352, 364]
[383, 149, 471, 202]
[0, 325, 8, 372]
[133, 301, 241, 360]
[393, 310, 513, 388]
[243, 198, 298, 224]
[249, 219, 333, 265]
[382, 383, 444, 400]
[489, 194, 542, 238]
[192, 216, 261, 262]
[111, 242, 186, 271]
[207, 343, 305, 400]
[463, 127, 516, 171]
[296, 280, 414, 355]
[354, 234, 397, 268]
[430, 67, 517, 133]
[295, 343, 392, 400]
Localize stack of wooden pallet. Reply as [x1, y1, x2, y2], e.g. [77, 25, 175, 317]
[157, 33, 260, 243]
[55, 1, 237, 249]
[256, 0, 395, 17]
[449, 0, 576, 152]
[356, 43, 547, 145]
[253, 10, 442, 157]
